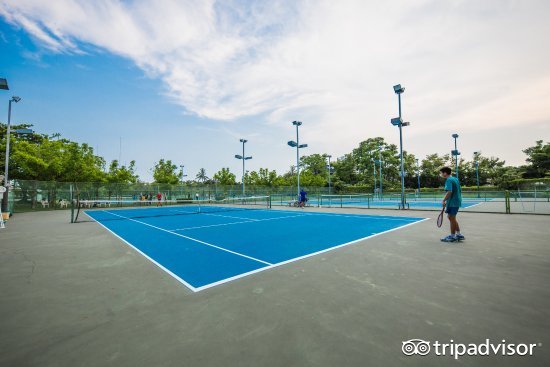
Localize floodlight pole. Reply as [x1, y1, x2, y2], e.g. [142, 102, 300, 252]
[416, 159, 421, 193]
[372, 158, 377, 196]
[393, 85, 406, 210]
[474, 152, 480, 198]
[295, 123, 301, 198]
[287, 121, 306, 200]
[235, 139, 251, 197]
[378, 147, 383, 200]
[327, 155, 332, 195]
[452, 134, 460, 180]
[2, 96, 21, 213]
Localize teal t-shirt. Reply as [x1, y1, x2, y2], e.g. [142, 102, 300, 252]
[444, 176, 462, 207]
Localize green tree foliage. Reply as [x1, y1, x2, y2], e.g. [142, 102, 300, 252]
[1, 123, 105, 183]
[521, 140, 550, 178]
[106, 160, 139, 184]
[152, 159, 181, 184]
[195, 168, 209, 183]
[213, 167, 236, 185]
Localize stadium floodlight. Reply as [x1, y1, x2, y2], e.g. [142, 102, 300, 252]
[235, 139, 252, 196]
[2, 96, 22, 213]
[288, 121, 307, 200]
[391, 83, 408, 209]
[0, 78, 8, 90]
[451, 133, 460, 180]
[393, 84, 405, 94]
[391, 117, 403, 126]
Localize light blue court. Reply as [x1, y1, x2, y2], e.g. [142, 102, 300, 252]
[316, 199, 485, 209]
[85, 207, 427, 292]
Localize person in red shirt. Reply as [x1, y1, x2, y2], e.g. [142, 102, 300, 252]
[156, 192, 162, 207]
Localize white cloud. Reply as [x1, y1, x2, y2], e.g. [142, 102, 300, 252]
[1, 0, 549, 168]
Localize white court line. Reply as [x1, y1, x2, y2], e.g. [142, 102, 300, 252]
[202, 212, 260, 221]
[193, 217, 431, 292]
[170, 214, 307, 231]
[86, 208, 429, 293]
[103, 210, 273, 266]
[82, 211, 199, 292]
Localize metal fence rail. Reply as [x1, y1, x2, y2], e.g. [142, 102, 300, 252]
[3, 180, 549, 215]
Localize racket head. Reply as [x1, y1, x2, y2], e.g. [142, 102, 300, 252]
[436, 209, 444, 227]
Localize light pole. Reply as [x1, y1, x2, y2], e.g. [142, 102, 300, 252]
[416, 158, 421, 195]
[179, 165, 188, 183]
[327, 155, 332, 195]
[235, 139, 252, 197]
[372, 158, 377, 197]
[392, 84, 410, 209]
[474, 151, 480, 198]
[2, 96, 22, 213]
[377, 146, 383, 200]
[451, 133, 460, 180]
[287, 121, 308, 200]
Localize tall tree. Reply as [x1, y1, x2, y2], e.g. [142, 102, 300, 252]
[152, 159, 181, 184]
[195, 168, 209, 183]
[522, 140, 550, 178]
[213, 167, 236, 185]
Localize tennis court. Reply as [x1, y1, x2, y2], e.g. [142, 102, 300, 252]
[83, 202, 427, 291]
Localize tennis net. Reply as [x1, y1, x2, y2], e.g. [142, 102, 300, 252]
[71, 196, 271, 222]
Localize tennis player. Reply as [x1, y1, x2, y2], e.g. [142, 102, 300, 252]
[299, 189, 307, 208]
[439, 167, 465, 242]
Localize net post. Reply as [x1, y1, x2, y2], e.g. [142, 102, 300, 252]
[268, 195, 272, 209]
[505, 190, 511, 214]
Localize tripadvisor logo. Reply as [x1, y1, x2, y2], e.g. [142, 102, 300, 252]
[402, 339, 541, 360]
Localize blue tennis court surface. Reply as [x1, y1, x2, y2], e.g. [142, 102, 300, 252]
[85, 206, 427, 292]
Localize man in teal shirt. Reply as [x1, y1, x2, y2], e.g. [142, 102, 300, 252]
[440, 166, 464, 242]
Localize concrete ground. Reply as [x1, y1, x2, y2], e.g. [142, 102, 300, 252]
[0, 208, 549, 367]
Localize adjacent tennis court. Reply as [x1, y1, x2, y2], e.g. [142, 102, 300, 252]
[84, 203, 427, 291]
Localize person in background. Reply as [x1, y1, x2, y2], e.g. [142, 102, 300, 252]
[299, 189, 308, 208]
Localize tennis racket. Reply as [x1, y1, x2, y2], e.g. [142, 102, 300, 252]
[437, 203, 445, 228]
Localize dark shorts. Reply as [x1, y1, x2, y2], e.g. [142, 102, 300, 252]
[445, 207, 459, 216]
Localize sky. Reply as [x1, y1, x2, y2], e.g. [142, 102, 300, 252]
[0, 0, 549, 182]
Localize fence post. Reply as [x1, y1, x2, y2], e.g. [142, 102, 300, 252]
[505, 190, 511, 214]
[70, 183, 74, 223]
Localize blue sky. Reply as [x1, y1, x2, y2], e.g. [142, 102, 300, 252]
[1, 1, 549, 182]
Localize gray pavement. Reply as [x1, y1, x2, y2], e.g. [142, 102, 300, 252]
[0, 208, 549, 367]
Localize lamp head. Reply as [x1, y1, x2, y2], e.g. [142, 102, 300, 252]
[393, 84, 405, 94]
[240, 139, 247, 143]
[292, 121, 302, 126]
[11, 96, 21, 103]
[235, 154, 243, 159]
[287, 141, 298, 147]
[452, 133, 459, 139]
[390, 117, 403, 126]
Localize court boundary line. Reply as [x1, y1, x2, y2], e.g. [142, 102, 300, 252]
[86, 209, 429, 292]
[102, 210, 273, 266]
[170, 214, 308, 231]
[82, 211, 199, 292]
[193, 217, 430, 292]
